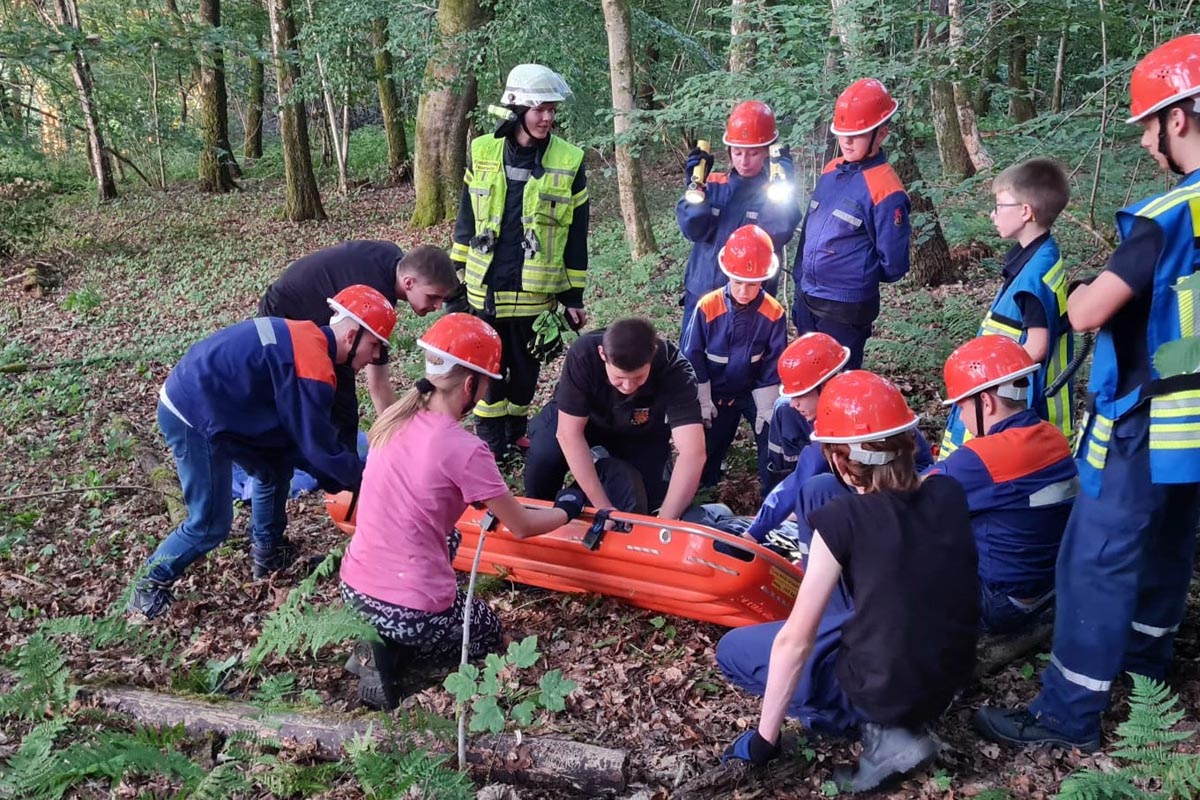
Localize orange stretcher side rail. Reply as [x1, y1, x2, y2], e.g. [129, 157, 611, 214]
[324, 491, 802, 627]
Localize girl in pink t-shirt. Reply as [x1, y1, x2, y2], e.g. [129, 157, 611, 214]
[340, 314, 584, 710]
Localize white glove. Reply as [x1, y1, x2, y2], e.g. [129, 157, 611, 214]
[697, 381, 717, 427]
[753, 386, 779, 435]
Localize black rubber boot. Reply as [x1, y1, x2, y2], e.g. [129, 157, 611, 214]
[833, 723, 938, 793]
[348, 638, 412, 711]
[251, 538, 295, 580]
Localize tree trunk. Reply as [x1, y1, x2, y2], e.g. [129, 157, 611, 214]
[410, 0, 487, 228]
[1051, 26, 1067, 114]
[973, 0, 999, 116]
[893, 126, 957, 286]
[371, 18, 410, 182]
[244, 37, 264, 160]
[948, 0, 992, 171]
[1007, 32, 1036, 122]
[198, 0, 240, 192]
[601, 0, 657, 258]
[265, 0, 325, 221]
[728, 0, 755, 73]
[928, 0, 973, 179]
[304, 0, 347, 194]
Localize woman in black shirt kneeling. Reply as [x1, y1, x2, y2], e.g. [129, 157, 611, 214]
[717, 370, 980, 793]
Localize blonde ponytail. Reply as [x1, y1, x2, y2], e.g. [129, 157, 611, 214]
[367, 356, 471, 449]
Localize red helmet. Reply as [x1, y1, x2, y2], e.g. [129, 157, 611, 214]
[723, 100, 778, 147]
[325, 490, 357, 535]
[718, 225, 779, 283]
[327, 285, 397, 344]
[418, 312, 503, 379]
[1127, 34, 1200, 123]
[830, 78, 899, 136]
[811, 370, 919, 444]
[779, 333, 850, 397]
[942, 335, 1040, 405]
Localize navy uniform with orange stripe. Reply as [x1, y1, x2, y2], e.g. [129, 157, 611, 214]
[924, 409, 1078, 635]
[793, 151, 911, 369]
[145, 317, 362, 587]
[681, 284, 787, 487]
[676, 167, 802, 335]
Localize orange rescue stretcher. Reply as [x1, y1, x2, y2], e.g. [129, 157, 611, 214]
[325, 491, 802, 627]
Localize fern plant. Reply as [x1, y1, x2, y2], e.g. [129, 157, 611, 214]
[0, 633, 75, 720]
[345, 731, 473, 800]
[1057, 674, 1200, 800]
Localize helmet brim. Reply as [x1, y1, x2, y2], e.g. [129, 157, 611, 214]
[417, 340, 503, 380]
[717, 246, 780, 283]
[941, 362, 1041, 405]
[1126, 89, 1200, 123]
[779, 346, 852, 398]
[811, 415, 920, 444]
[829, 100, 899, 137]
[327, 299, 391, 344]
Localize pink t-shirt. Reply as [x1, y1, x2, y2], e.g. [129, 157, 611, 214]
[340, 410, 509, 611]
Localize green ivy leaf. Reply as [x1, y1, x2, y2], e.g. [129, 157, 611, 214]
[469, 696, 506, 734]
[443, 670, 478, 703]
[478, 668, 500, 697]
[508, 635, 540, 669]
[484, 651, 506, 676]
[538, 669, 575, 712]
[511, 700, 537, 727]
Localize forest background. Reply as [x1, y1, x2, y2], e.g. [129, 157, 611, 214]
[1, 0, 1198, 796]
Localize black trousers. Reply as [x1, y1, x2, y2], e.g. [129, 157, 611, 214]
[471, 313, 539, 420]
[524, 402, 670, 513]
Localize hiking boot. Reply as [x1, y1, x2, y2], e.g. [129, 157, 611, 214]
[833, 723, 938, 793]
[251, 538, 295, 580]
[974, 707, 1101, 752]
[348, 638, 410, 711]
[127, 578, 174, 621]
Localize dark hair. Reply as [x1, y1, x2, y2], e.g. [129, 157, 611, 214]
[994, 158, 1070, 228]
[397, 245, 458, 290]
[821, 431, 920, 494]
[602, 317, 658, 371]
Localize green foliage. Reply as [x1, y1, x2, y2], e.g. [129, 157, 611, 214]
[60, 286, 104, 314]
[0, 633, 75, 720]
[442, 635, 576, 735]
[345, 732, 472, 800]
[0, 177, 55, 258]
[1057, 675, 1200, 800]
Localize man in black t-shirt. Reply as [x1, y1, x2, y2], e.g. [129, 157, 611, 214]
[259, 240, 458, 450]
[523, 317, 706, 519]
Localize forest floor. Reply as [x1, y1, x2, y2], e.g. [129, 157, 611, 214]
[1, 163, 1199, 799]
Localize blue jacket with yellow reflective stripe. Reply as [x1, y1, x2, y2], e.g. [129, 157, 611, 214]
[940, 235, 1074, 459]
[926, 410, 1077, 597]
[680, 286, 787, 399]
[1077, 169, 1200, 494]
[162, 318, 361, 492]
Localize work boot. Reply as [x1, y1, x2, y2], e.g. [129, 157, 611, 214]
[974, 707, 1101, 752]
[348, 638, 410, 711]
[127, 577, 174, 621]
[832, 723, 938, 793]
[251, 538, 295, 580]
[475, 416, 509, 462]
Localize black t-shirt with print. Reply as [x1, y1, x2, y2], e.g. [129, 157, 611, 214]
[555, 330, 702, 440]
[808, 474, 980, 728]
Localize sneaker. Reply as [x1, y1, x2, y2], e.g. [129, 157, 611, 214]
[251, 538, 295, 580]
[348, 639, 409, 711]
[974, 707, 1101, 752]
[833, 723, 938, 793]
[127, 578, 174, 620]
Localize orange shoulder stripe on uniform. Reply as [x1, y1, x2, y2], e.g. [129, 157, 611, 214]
[758, 293, 784, 322]
[962, 421, 1072, 484]
[285, 320, 336, 387]
[707, 172, 729, 185]
[698, 289, 728, 323]
[822, 157, 843, 175]
[863, 163, 907, 206]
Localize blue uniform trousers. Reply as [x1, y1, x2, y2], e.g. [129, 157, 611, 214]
[703, 394, 770, 489]
[765, 398, 812, 490]
[1030, 407, 1200, 740]
[792, 295, 871, 370]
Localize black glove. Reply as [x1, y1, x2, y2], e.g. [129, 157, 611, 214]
[444, 281, 469, 314]
[721, 730, 781, 766]
[685, 147, 715, 187]
[553, 488, 585, 521]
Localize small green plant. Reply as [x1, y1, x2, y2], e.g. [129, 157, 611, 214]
[60, 285, 103, 314]
[344, 732, 473, 799]
[1056, 674, 1200, 799]
[442, 635, 576, 735]
[649, 614, 678, 641]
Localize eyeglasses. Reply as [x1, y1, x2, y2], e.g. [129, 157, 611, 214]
[992, 202, 1025, 213]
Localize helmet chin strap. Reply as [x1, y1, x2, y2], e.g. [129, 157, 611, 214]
[1157, 108, 1186, 176]
[973, 395, 986, 438]
[344, 326, 364, 366]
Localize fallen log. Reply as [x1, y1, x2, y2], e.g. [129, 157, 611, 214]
[110, 415, 186, 526]
[79, 684, 628, 795]
[975, 620, 1054, 677]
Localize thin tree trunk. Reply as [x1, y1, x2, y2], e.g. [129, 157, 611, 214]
[947, 0, 991, 172]
[265, 0, 325, 221]
[410, 0, 488, 227]
[244, 36, 264, 160]
[45, 0, 116, 201]
[601, 0, 657, 258]
[974, 0, 999, 115]
[1008, 31, 1036, 122]
[150, 45, 167, 188]
[728, 0, 755, 73]
[893, 126, 957, 286]
[198, 0, 240, 191]
[371, 18, 409, 182]
[304, 0, 347, 194]
[1051, 26, 1067, 113]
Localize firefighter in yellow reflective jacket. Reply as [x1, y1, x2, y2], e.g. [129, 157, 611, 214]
[976, 33, 1200, 754]
[450, 64, 590, 460]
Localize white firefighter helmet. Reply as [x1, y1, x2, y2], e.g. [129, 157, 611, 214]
[501, 64, 572, 108]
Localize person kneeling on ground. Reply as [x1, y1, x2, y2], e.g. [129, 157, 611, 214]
[926, 335, 1077, 636]
[524, 317, 706, 519]
[339, 313, 583, 710]
[717, 371, 979, 793]
[128, 286, 396, 620]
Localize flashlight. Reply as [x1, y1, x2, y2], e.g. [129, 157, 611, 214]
[684, 139, 711, 205]
[767, 143, 793, 204]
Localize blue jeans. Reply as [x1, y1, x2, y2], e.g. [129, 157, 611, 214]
[146, 402, 291, 583]
[1030, 408, 1200, 740]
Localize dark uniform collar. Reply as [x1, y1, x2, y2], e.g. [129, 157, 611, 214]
[836, 149, 889, 173]
[1002, 231, 1051, 283]
[985, 407, 1041, 436]
[723, 283, 765, 312]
